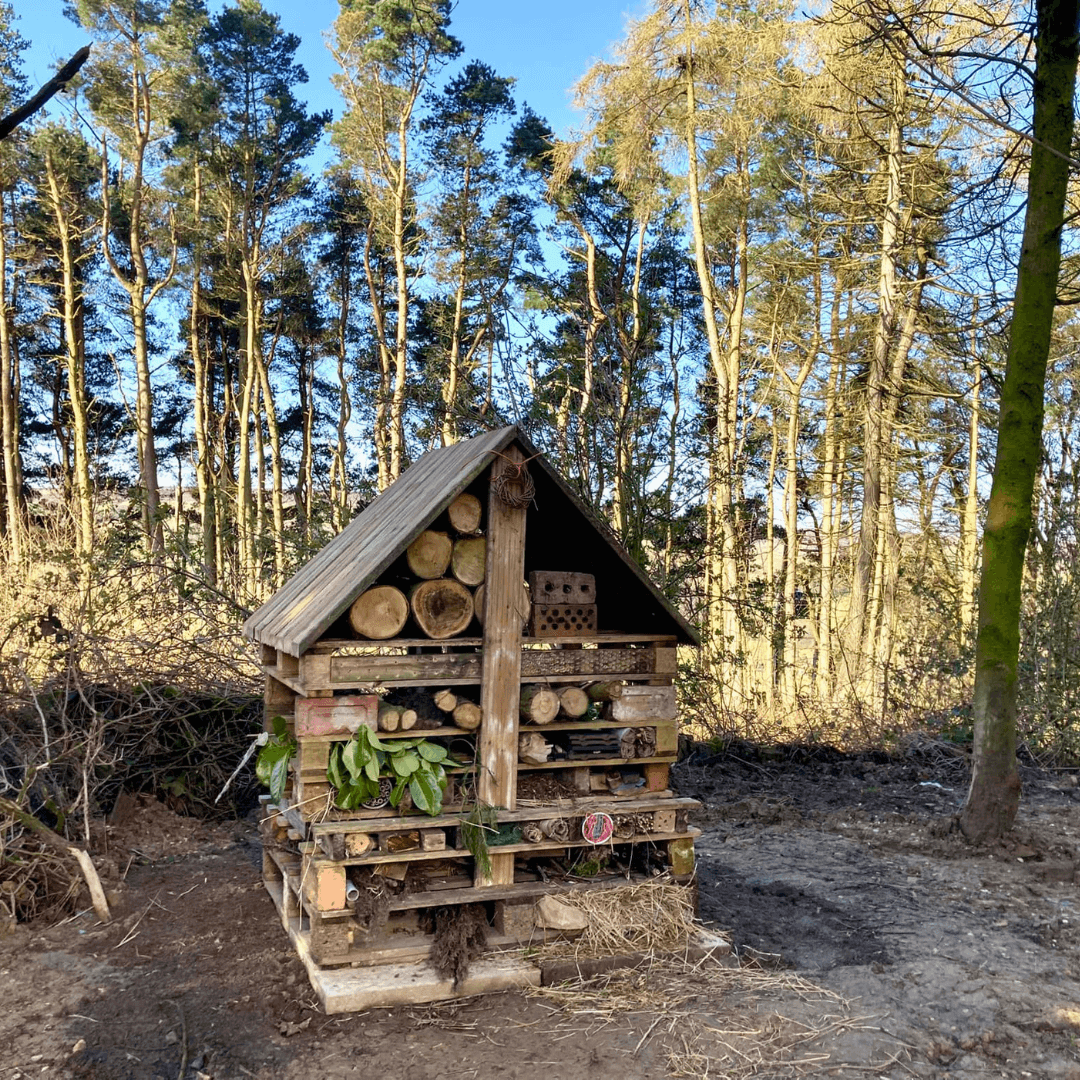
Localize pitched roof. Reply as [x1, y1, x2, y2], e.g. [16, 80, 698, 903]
[243, 425, 699, 655]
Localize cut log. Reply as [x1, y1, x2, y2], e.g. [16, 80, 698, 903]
[452, 701, 482, 730]
[399, 708, 418, 731]
[377, 704, 401, 732]
[344, 833, 375, 856]
[558, 687, 590, 718]
[349, 585, 409, 640]
[410, 578, 474, 639]
[519, 685, 559, 726]
[406, 530, 454, 579]
[473, 579, 530, 629]
[433, 689, 458, 713]
[586, 681, 625, 703]
[450, 536, 486, 587]
[448, 492, 482, 534]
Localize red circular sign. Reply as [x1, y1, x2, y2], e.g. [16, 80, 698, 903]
[581, 812, 614, 845]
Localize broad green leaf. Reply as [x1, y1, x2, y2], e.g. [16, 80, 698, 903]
[392, 750, 420, 776]
[409, 771, 441, 815]
[268, 748, 291, 801]
[256, 742, 292, 799]
[327, 745, 345, 789]
[389, 775, 409, 807]
[363, 754, 380, 783]
[341, 739, 365, 781]
[367, 730, 389, 752]
[417, 742, 447, 762]
[271, 715, 288, 740]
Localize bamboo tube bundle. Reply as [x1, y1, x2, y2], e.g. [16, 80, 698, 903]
[410, 578, 474, 638]
[349, 585, 409, 640]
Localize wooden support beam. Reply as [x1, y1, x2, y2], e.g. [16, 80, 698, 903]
[476, 446, 527, 886]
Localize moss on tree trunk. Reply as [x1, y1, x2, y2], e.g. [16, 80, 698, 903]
[960, 0, 1080, 842]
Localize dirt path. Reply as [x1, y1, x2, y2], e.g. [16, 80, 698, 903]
[5, 743, 1080, 1079]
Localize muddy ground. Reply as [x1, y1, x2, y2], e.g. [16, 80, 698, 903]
[6, 737, 1080, 1080]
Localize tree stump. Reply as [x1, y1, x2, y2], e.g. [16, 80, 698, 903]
[448, 492, 482, 534]
[406, 530, 453, 579]
[349, 585, 409, 640]
[451, 536, 486, 587]
[410, 579, 474, 639]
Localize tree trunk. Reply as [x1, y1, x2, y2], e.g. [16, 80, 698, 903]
[0, 197, 23, 564]
[960, 0, 1080, 842]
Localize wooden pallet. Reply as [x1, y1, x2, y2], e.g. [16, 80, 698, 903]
[263, 874, 540, 1012]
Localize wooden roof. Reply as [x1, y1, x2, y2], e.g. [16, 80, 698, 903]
[243, 425, 700, 655]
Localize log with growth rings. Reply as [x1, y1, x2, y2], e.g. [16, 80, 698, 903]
[410, 578, 474, 638]
[406, 530, 454, 579]
[348, 585, 409, 640]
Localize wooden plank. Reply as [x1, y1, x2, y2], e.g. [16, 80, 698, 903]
[304, 827, 701, 868]
[307, 796, 700, 837]
[309, 633, 674, 653]
[517, 755, 677, 771]
[476, 447, 528, 887]
[329, 652, 483, 683]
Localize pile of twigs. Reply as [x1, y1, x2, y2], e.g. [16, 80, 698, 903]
[0, 564, 264, 924]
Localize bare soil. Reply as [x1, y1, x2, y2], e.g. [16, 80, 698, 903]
[6, 739, 1080, 1079]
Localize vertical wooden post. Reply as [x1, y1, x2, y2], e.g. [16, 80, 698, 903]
[476, 446, 527, 886]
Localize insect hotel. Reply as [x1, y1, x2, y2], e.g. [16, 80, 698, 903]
[244, 426, 702, 1011]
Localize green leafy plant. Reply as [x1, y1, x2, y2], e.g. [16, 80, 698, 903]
[255, 716, 296, 801]
[327, 727, 454, 816]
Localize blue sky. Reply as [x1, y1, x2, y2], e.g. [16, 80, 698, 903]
[15, 0, 647, 143]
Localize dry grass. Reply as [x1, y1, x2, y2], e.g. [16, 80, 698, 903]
[531, 958, 896, 1079]
[531, 882, 698, 959]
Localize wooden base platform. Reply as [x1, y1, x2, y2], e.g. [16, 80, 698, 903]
[263, 869, 731, 1012]
[264, 876, 541, 1013]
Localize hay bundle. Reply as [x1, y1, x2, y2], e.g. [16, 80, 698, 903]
[535, 882, 696, 958]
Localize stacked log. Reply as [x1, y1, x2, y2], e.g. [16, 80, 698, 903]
[557, 687, 589, 718]
[448, 492, 482, 534]
[410, 579, 474, 639]
[349, 585, 409, 640]
[407, 531, 454, 579]
[520, 685, 559, 725]
[378, 701, 418, 732]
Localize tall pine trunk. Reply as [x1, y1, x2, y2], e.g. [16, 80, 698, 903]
[960, 0, 1080, 842]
